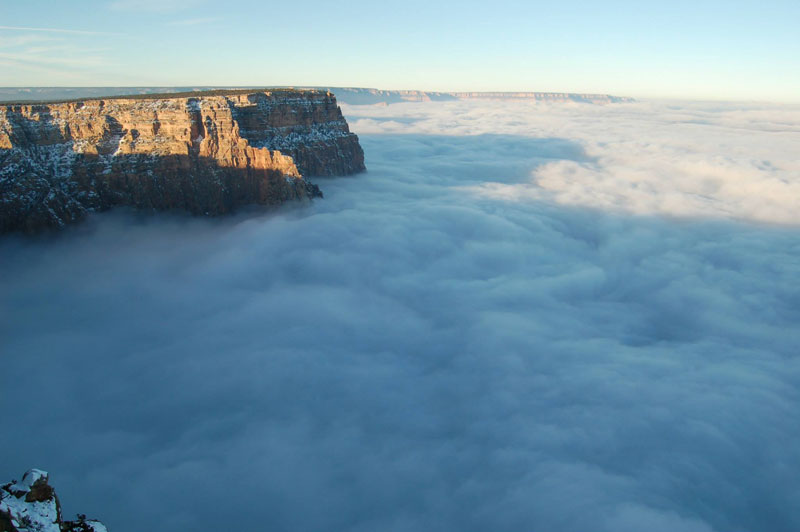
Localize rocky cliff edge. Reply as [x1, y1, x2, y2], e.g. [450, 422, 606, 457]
[1, 469, 107, 532]
[0, 89, 366, 234]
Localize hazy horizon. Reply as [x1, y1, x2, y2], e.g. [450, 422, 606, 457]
[2, 86, 798, 107]
[2, 0, 799, 102]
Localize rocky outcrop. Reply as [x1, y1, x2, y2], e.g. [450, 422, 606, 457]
[0, 89, 365, 234]
[0, 469, 107, 532]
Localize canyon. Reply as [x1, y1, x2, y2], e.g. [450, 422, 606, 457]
[0, 89, 365, 233]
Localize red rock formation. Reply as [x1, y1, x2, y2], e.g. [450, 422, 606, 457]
[0, 89, 365, 233]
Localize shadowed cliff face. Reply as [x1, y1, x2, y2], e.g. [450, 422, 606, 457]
[0, 90, 364, 233]
[1, 151, 320, 234]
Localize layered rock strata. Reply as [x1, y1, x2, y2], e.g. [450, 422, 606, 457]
[1, 469, 107, 532]
[0, 89, 365, 233]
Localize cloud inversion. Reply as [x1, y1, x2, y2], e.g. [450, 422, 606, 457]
[1, 99, 798, 532]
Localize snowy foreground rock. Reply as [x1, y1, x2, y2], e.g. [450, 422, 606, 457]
[0, 470, 106, 532]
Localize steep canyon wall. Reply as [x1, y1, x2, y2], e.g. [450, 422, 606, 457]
[0, 89, 365, 233]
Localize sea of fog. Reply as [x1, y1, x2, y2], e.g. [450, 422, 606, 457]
[1, 99, 799, 532]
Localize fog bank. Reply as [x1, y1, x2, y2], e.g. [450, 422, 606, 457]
[1, 99, 799, 532]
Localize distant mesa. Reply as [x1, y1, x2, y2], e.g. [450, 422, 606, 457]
[1, 469, 107, 532]
[0, 88, 366, 234]
[0, 87, 635, 106]
[304, 88, 636, 105]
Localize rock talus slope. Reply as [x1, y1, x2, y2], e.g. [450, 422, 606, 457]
[0, 89, 365, 233]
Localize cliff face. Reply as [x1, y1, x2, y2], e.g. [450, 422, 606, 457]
[0, 89, 365, 233]
[1, 469, 107, 532]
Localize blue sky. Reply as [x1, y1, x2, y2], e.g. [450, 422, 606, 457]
[1, 0, 799, 101]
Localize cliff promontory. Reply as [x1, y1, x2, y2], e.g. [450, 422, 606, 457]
[0, 89, 365, 233]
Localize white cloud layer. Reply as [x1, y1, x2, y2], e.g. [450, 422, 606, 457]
[1, 100, 799, 532]
[345, 100, 800, 224]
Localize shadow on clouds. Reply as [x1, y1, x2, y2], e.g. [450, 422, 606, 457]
[1, 108, 799, 532]
[360, 133, 592, 187]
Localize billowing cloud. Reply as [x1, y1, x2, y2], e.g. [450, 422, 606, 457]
[1, 99, 798, 532]
[345, 99, 800, 224]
